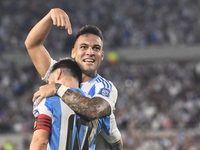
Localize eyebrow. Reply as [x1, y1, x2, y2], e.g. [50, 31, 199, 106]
[80, 43, 101, 48]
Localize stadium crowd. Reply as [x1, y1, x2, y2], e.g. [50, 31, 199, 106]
[100, 60, 200, 149]
[1, 57, 200, 149]
[1, 0, 200, 149]
[1, 0, 200, 54]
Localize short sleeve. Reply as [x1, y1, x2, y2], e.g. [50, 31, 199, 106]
[33, 98, 53, 133]
[92, 81, 118, 113]
[100, 113, 121, 143]
[33, 98, 52, 118]
[42, 58, 57, 82]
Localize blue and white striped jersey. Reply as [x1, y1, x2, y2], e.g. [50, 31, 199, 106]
[80, 74, 121, 147]
[33, 88, 110, 150]
[42, 58, 121, 148]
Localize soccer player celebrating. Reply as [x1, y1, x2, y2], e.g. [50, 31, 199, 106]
[30, 58, 112, 150]
[25, 8, 122, 149]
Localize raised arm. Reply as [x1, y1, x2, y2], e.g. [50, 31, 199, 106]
[25, 8, 72, 77]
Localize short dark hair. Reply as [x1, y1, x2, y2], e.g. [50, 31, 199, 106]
[51, 58, 82, 85]
[74, 25, 104, 42]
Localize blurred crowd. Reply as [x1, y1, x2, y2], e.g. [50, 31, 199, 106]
[100, 60, 200, 149]
[1, 57, 200, 149]
[1, 0, 200, 149]
[0, 59, 43, 134]
[1, 0, 200, 54]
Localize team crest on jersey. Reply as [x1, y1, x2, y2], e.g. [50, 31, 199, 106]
[98, 88, 110, 97]
[75, 89, 81, 94]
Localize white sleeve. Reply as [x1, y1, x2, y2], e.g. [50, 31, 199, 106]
[101, 113, 121, 143]
[93, 81, 121, 148]
[93, 81, 118, 113]
[42, 58, 57, 82]
[95, 113, 121, 149]
[33, 98, 52, 118]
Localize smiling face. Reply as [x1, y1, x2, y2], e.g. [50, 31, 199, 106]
[71, 34, 104, 79]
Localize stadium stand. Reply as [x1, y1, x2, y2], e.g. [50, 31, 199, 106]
[1, 0, 200, 149]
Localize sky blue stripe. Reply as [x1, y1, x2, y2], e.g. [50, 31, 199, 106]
[46, 96, 61, 150]
[88, 85, 96, 97]
[105, 81, 110, 89]
[96, 78, 100, 83]
[102, 116, 110, 136]
[108, 81, 112, 89]
[88, 74, 99, 83]
[99, 78, 104, 82]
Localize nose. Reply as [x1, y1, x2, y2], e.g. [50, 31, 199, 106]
[86, 47, 94, 55]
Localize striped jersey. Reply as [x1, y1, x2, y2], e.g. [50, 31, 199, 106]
[33, 88, 110, 150]
[80, 74, 121, 148]
[42, 58, 121, 148]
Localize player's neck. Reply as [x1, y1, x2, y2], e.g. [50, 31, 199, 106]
[59, 77, 79, 88]
[82, 72, 97, 83]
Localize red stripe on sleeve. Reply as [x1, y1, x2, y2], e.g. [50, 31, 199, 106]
[33, 114, 52, 134]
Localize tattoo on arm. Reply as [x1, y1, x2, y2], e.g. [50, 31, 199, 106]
[61, 88, 111, 120]
[109, 139, 123, 150]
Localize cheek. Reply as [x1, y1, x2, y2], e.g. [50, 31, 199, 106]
[79, 50, 85, 56]
[97, 53, 103, 61]
[75, 51, 85, 60]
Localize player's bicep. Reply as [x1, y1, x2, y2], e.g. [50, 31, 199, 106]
[27, 45, 51, 78]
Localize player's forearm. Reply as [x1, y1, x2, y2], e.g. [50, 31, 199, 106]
[30, 139, 48, 150]
[62, 89, 111, 120]
[109, 139, 123, 150]
[30, 144, 47, 150]
[56, 84, 111, 120]
[25, 11, 53, 78]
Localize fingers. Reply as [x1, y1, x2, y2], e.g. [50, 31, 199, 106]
[32, 91, 40, 102]
[35, 96, 44, 106]
[32, 83, 56, 106]
[64, 16, 72, 34]
[32, 91, 45, 106]
[51, 9, 72, 34]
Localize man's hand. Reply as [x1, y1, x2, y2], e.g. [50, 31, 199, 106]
[49, 8, 72, 34]
[33, 83, 56, 106]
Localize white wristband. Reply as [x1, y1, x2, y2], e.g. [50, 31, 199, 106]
[57, 85, 69, 98]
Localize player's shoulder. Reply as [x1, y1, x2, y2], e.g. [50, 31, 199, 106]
[38, 96, 61, 108]
[94, 74, 113, 84]
[45, 95, 60, 101]
[95, 74, 116, 90]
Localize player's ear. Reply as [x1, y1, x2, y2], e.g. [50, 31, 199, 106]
[101, 51, 104, 61]
[56, 69, 62, 80]
[71, 48, 75, 58]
